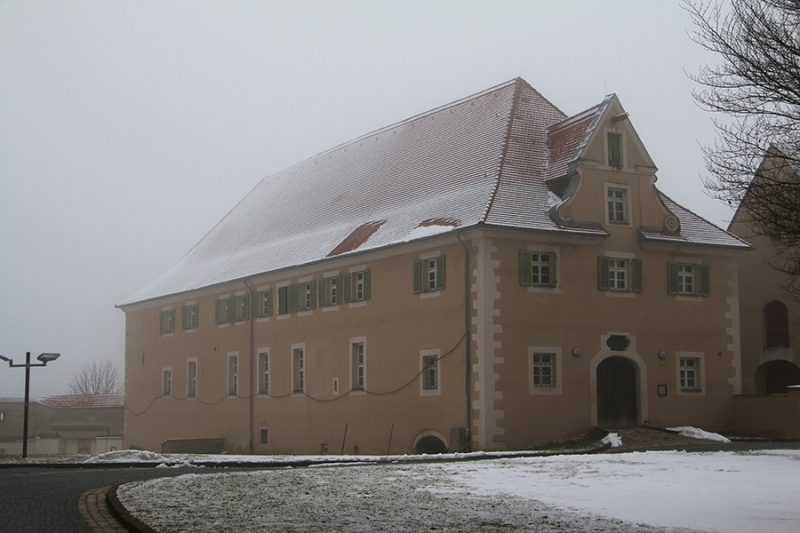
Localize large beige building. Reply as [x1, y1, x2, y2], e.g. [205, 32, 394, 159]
[120, 79, 750, 454]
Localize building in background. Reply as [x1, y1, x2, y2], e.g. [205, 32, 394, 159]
[119, 79, 750, 454]
[0, 394, 123, 455]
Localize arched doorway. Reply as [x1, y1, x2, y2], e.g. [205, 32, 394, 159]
[759, 360, 800, 394]
[597, 356, 637, 428]
[414, 435, 447, 454]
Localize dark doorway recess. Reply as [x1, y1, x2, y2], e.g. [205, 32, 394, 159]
[763, 360, 800, 394]
[415, 436, 447, 454]
[597, 356, 637, 428]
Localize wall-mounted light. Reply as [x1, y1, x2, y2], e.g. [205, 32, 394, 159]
[572, 347, 581, 358]
[657, 350, 667, 360]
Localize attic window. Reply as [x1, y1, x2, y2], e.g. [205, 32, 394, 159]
[608, 132, 622, 168]
[328, 221, 385, 257]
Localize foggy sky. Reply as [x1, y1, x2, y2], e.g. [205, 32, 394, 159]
[0, 0, 733, 398]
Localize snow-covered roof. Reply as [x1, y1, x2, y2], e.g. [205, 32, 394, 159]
[121, 79, 747, 306]
[38, 394, 124, 409]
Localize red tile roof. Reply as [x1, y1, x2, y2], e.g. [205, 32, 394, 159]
[37, 394, 124, 409]
[121, 79, 748, 306]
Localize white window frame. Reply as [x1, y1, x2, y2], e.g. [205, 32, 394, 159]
[159, 308, 175, 335]
[234, 292, 249, 322]
[227, 353, 238, 397]
[350, 337, 366, 392]
[604, 183, 631, 226]
[677, 263, 697, 296]
[186, 358, 197, 398]
[608, 258, 628, 291]
[258, 349, 270, 395]
[676, 352, 705, 395]
[292, 344, 305, 394]
[161, 367, 172, 396]
[528, 347, 563, 395]
[216, 295, 232, 326]
[182, 302, 199, 331]
[420, 349, 441, 396]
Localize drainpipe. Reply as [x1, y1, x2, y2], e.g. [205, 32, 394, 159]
[456, 231, 471, 452]
[244, 278, 255, 454]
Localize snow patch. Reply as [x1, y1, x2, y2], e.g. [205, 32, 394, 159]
[404, 224, 454, 242]
[601, 432, 623, 448]
[83, 450, 168, 463]
[666, 426, 731, 443]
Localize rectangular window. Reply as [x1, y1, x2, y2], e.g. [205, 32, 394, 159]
[351, 341, 365, 391]
[228, 354, 238, 396]
[0, 412, 4, 422]
[414, 257, 445, 293]
[258, 350, 269, 395]
[668, 262, 709, 297]
[234, 293, 250, 322]
[519, 250, 557, 287]
[319, 276, 342, 307]
[187, 360, 197, 398]
[159, 309, 175, 334]
[598, 257, 642, 293]
[292, 347, 305, 393]
[607, 187, 628, 224]
[608, 132, 623, 167]
[343, 270, 371, 303]
[162, 368, 172, 396]
[181, 304, 199, 330]
[422, 354, 439, 391]
[680, 357, 700, 391]
[260, 428, 269, 445]
[256, 289, 273, 318]
[216, 297, 234, 324]
[532, 353, 556, 388]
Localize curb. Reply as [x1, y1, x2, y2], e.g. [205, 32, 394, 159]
[107, 484, 159, 533]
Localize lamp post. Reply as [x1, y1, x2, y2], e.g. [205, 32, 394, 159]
[0, 352, 60, 458]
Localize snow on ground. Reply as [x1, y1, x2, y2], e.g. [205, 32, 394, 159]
[667, 426, 732, 443]
[117, 449, 800, 533]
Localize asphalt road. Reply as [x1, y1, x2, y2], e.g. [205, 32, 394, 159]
[0, 465, 227, 533]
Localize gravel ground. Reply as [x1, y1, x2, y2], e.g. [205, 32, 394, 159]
[117, 462, 700, 533]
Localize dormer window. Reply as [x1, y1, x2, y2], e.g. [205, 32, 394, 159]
[608, 132, 623, 168]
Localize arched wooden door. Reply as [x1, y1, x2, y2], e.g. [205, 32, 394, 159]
[597, 356, 637, 428]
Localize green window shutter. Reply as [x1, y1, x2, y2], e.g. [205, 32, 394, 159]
[243, 294, 250, 320]
[278, 287, 288, 315]
[318, 279, 326, 307]
[436, 256, 446, 290]
[290, 284, 300, 313]
[215, 300, 223, 324]
[227, 296, 235, 322]
[343, 273, 352, 303]
[700, 264, 710, 297]
[632, 259, 643, 293]
[309, 281, 317, 309]
[181, 306, 188, 330]
[413, 260, 422, 294]
[667, 262, 679, 295]
[363, 270, 371, 300]
[598, 257, 610, 291]
[520, 250, 532, 286]
[336, 274, 343, 304]
[265, 289, 273, 316]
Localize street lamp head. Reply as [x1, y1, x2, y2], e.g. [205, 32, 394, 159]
[0, 354, 11, 364]
[37, 352, 60, 364]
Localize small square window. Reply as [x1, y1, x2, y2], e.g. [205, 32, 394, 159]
[260, 428, 269, 445]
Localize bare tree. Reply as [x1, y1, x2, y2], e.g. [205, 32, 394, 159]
[68, 359, 123, 395]
[685, 0, 800, 291]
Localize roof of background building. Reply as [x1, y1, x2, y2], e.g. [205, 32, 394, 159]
[121, 78, 747, 306]
[37, 394, 124, 409]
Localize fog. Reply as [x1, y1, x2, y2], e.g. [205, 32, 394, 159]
[0, 0, 733, 398]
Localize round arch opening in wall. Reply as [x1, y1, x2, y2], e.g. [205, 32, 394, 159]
[596, 356, 638, 428]
[413, 432, 448, 454]
[756, 359, 800, 394]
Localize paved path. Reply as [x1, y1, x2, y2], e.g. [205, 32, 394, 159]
[0, 466, 206, 533]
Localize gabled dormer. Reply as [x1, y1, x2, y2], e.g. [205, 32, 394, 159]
[547, 95, 680, 236]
